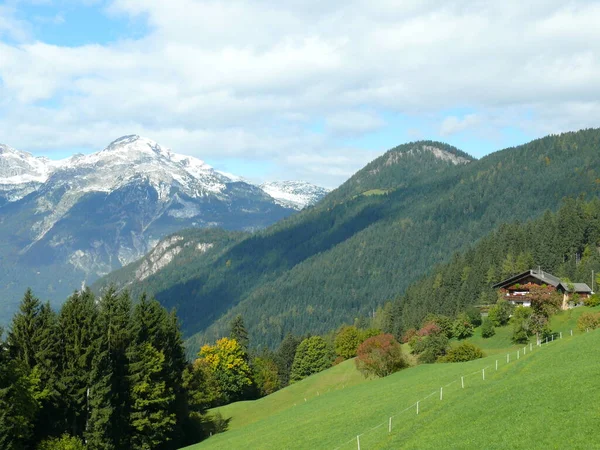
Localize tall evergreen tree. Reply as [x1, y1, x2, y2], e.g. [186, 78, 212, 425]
[161, 311, 188, 447]
[274, 334, 300, 387]
[229, 315, 249, 351]
[128, 343, 176, 450]
[8, 288, 42, 370]
[58, 289, 98, 438]
[128, 294, 182, 449]
[0, 327, 38, 449]
[30, 303, 63, 442]
[86, 287, 132, 450]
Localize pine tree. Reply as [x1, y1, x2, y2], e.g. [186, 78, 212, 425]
[7, 290, 63, 445]
[30, 303, 63, 441]
[85, 287, 132, 450]
[8, 288, 42, 370]
[161, 311, 188, 447]
[229, 315, 249, 352]
[0, 327, 38, 449]
[58, 289, 98, 438]
[128, 343, 176, 450]
[274, 334, 300, 387]
[131, 294, 165, 348]
[86, 346, 114, 450]
[129, 294, 185, 448]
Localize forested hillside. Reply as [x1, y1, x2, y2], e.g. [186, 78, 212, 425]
[95, 129, 600, 350]
[389, 197, 600, 333]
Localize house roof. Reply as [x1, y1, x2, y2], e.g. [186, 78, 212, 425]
[557, 282, 593, 294]
[492, 269, 561, 289]
[492, 269, 593, 293]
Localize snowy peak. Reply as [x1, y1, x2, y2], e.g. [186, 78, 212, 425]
[1, 137, 329, 208]
[0, 144, 54, 185]
[260, 181, 330, 210]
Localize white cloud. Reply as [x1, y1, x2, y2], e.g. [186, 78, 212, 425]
[326, 111, 386, 135]
[0, 5, 31, 42]
[1, 0, 600, 185]
[440, 114, 480, 136]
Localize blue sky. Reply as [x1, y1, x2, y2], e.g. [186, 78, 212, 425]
[1, 1, 599, 186]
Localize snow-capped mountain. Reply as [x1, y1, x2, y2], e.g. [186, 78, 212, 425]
[0, 144, 59, 204]
[0, 135, 328, 321]
[260, 181, 330, 210]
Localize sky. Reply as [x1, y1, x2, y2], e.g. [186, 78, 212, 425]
[0, 1, 599, 188]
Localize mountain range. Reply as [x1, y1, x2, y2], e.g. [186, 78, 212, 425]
[94, 129, 600, 352]
[0, 135, 328, 322]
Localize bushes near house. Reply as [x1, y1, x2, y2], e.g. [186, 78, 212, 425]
[440, 342, 485, 363]
[488, 298, 513, 326]
[584, 295, 600, 307]
[355, 334, 407, 378]
[452, 313, 475, 340]
[481, 318, 496, 338]
[577, 312, 600, 331]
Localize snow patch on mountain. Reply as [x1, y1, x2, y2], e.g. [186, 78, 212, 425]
[260, 181, 330, 210]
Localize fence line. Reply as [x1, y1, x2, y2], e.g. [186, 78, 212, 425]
[332, 326, 584, 450]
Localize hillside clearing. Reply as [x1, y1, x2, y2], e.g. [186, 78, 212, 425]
[186, 307, 599, 449]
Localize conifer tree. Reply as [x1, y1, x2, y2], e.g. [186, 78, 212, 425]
[30, 303, 63, 441]
[274, 334, 300, 387]
[58, 289, 98, 438]
[161, 310, 188, 447]
[229, 315, 249, 352]
[8, 288, 42, 370]
[0, 327, 38, 449]
[129, 294, 181, 448]
[128, 343, 176, 450]
[86, 287, 132, 450]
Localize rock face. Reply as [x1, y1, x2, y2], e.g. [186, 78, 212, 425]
[259, 181, 331, 210]
[0, 135, 327, 320]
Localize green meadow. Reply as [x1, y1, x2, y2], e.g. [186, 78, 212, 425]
[186, 307, 600, 450]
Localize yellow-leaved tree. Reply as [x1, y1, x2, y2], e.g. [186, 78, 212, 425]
[197, 337, 253, 404]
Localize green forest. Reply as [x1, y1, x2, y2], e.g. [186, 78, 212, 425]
[389, 197, 600, 334]
[6, 197, 600, 449]
[95, 129, 600, 350]
[0, 288, 220, 450]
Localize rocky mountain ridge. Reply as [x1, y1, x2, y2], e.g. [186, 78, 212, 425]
[0, 135, 328, 321]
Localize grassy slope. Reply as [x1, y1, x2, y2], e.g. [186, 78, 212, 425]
[186, 307, 599, 450]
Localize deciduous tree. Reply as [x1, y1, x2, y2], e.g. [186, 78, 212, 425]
[355, 334, 407, 378]
[290, 336, 334, 382]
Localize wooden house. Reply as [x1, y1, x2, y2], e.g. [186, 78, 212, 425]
[492, 269, 592, 309]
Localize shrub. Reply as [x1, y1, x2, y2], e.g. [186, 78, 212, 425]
[481, 318, 495, 338]
[440, 342, 484, 363]
[333, 356, 345, 366]
[417, 321, 441, 337]
[290, 336, 334, 382]
[511, 306, 533, 344]
[359, 328, 382, 342]
[355, 334, 407, 378]
[334, 325, 361, 360]
[466, 306, 483, 327]
[38, 434, 86, 450]
[252, 356, 280, 396]
[452, 313, 474, 340]
[584, 294, 600, 307]
[417, 333, 449, 364]
[488, 298, 513, 326]
[423, 314, 453, 338]
[577, 312, 600, 331]
[401, 328, 417, 344]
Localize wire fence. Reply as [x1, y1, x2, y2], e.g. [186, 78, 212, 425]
[331, 327, 590, 450]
